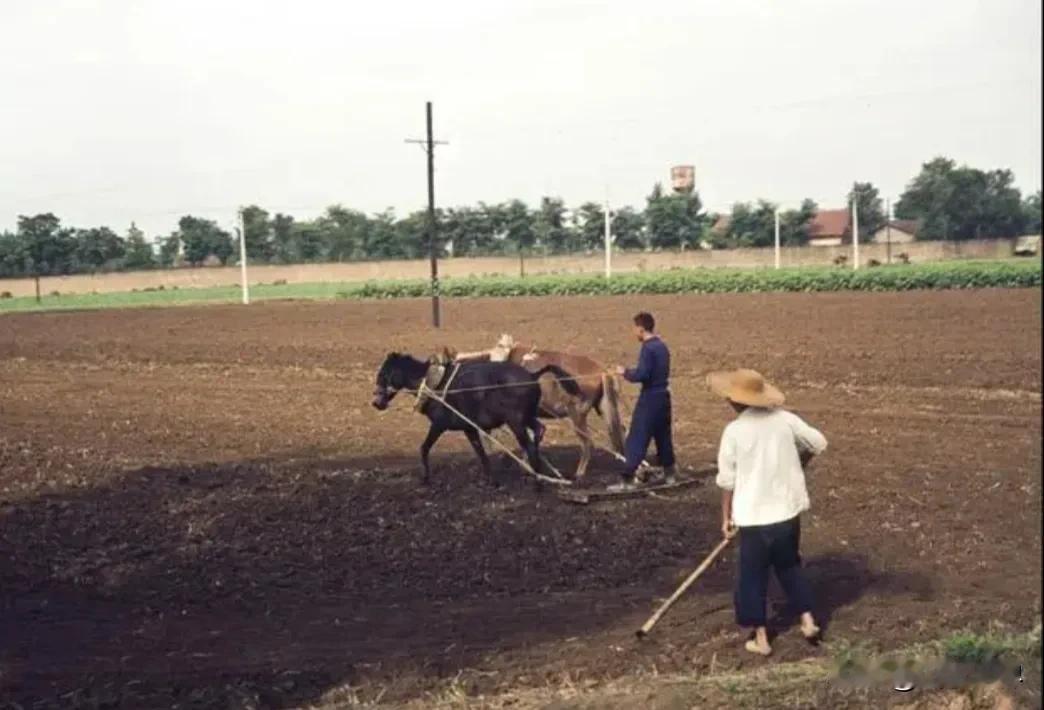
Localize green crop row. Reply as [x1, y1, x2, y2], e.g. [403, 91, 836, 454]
[336, 260, 1041, 300]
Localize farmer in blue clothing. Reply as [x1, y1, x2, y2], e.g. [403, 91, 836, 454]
[610, 312, 676, 492]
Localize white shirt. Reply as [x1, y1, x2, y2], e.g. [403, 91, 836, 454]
[715, 408, 828, 527]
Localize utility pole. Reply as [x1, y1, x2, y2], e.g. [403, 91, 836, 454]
[773, 208, 781, 269]
[604, 192, 612, 278]
[851, 198, 860, 270]
[406, 102, 448, 328]
[237, 208, 250, 305]
[885, 198, 892, 265]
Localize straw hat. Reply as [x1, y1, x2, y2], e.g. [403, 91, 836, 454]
[706, 369, 785, 408]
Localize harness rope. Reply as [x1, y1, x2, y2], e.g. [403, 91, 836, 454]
[413, 361, 461, 412]
[401, 359, 656, 474]
[414, 385, 571, 487]
[404, 371, 606, 397]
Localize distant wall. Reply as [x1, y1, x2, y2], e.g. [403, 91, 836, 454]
[0, 237, 1031, 298]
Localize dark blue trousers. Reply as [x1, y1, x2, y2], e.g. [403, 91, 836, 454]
[624, 390, 675, 479]
[735, 515, 815, 628]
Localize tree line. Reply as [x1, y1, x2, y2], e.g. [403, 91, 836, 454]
[1, 156, 1040, 280]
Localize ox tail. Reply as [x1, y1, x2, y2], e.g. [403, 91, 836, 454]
[601, 373, 627, 454]
[532, 365, 583, 398]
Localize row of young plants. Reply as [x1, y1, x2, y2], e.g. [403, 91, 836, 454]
[336, 260, 1042, 300]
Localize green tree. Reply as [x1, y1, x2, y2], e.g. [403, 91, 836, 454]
[122, 223, 155, 270]
[534, 197, 573, 253]
[847, 182, 886, 237]
[316, 205, 368, 261]
[896, 157, 1026, 240]
[979, 169, 1025, 238]
[271, 213, 296, 262]
[391, 209, 419, 259]
[572, 202, 606, 251]
[440, 207, 470, 256]
[291, 221, 325, 261]
[611, 206, 646, 250]
[779, 198, 818, 246]
[74, 226, 125, 271]
[177, 215, 233, 265]
[500, 199, 536, 254]
[439, 205, 500, 256]
[726, 200, 777, 247]
[1022, 190, 1042, 234]
[645, 183, 706, 249]
[17, 213, 75, 300]
[479, 202, 508, 254]
[0, 230, 28, 277]
[19, 213, 76, 276]
[240, 205, 274, 261]
[157, 233, 180, 267]
[393, 209, 445, 259]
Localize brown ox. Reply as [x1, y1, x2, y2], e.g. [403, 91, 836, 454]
[449, 337, 626, 480]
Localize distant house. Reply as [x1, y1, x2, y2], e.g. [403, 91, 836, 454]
[1014, 235, 1040, 256]
[807, 209, 850, 247]
[870, 219, 919, 245]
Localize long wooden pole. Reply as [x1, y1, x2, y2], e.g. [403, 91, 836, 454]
[636, 536, 732, 638]
[426, 101, 440, 328]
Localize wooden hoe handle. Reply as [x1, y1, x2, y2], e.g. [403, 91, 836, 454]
[636, 536, 733, 638]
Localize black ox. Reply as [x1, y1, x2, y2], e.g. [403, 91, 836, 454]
[372, 352, 581, 484]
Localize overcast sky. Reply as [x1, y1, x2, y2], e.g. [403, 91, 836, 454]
[1, 0, 1040, 237]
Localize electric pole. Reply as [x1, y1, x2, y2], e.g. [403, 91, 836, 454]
[604, 192, 612, 278]
[774, 208, 781, 269]
[237, 207, 250, 305]
[852, 198, 860, 270]
[406, 101, 448, 328]
[885, 198, 892, 265]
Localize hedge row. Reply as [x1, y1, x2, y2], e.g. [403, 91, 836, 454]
[337, 260, 1042, 300]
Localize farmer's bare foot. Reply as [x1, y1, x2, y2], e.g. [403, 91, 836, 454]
[800, 613, 821, 641]
[745, 628, 772, 656]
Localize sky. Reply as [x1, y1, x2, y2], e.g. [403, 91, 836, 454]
[1, 0, 1041, 238]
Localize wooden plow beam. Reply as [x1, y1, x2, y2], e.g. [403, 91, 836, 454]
[557, 466, 716, 505]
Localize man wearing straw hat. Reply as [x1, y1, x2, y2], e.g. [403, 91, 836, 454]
[707, 368, 827, 656]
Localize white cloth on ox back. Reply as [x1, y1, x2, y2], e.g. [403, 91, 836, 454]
[715, 408, 828, 527]
[489, 333, 514, 362]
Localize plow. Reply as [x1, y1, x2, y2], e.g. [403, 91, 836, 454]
[417, 377, 714, 503]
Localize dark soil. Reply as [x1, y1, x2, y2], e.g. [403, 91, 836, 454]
[0, 289, 1040, 708]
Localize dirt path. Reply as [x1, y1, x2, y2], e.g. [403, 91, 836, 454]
[0, 289, 1040, 708]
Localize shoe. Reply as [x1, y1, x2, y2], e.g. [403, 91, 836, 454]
[647, 466, 676, 486]
[607, 479, 639, 493]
